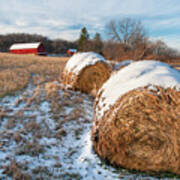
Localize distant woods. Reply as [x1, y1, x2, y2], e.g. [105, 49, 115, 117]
[78, 18, 180, 61]
[0, 17, 180, 61]
[0, 33, 77, 55]
[103, 18, 180, 61]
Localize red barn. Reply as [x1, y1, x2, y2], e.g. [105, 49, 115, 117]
[9, 42, 46, 55]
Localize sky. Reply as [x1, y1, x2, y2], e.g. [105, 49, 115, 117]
[1, 0, 180, 50]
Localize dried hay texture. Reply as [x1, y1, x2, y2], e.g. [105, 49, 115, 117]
[62, 53, 111, 96]
[92, 86, 180, 175]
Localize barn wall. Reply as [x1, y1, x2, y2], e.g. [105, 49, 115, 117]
[10, 43, 47, 55]
[10, 48, 38, 54]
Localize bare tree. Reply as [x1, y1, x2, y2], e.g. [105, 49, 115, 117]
[104, 18, 180, 61]
[149, 40, 180, 61]
[106, 18, 147, 49]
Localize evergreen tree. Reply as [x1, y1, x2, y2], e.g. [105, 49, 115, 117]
[94, 33, 101, 41]
[93, 33, 103, 54]
[78, 27, 89, 51]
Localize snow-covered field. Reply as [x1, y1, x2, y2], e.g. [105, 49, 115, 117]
[0, 80, 177, 179]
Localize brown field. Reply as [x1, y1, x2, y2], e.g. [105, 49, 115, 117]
[0, 53, 180, 179]
[0, 53, 180, 98]
[0, 53, 68, 97]
[1, 53, 180, 98]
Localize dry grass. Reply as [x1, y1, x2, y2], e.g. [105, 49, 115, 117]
[164, 61, 180, 71]
[0, 53, 68, 97]
[92, 86, 180, 175]
[0, 68, 30, 97]
[171, 64, 180, 71]
[45, 81, 60, 98]
[0, 78, 94, 179]
[2, 160, 31, 180]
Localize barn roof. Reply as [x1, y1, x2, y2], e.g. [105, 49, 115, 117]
[9, 42, 41, 50]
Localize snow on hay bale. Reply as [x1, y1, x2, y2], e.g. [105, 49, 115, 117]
[62, 52, 111, 96]
[108, 60, 133, 71]
[92, 60, 180, 175]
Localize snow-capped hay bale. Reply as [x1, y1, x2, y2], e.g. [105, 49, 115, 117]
[92, 60, 180, 175]
[62, 52, 111, 96]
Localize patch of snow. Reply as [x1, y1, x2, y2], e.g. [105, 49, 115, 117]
[0, 151, 7, 160]
[76, 131, 120, 179]
[38, 101, 56, 130]
[40, 101, 49, 111]
[39, 137, 57, 145]
[113, 60, 133, 70]
[96, 60, 180, 119]
[65, 52, 106, 74]
[65, 107, 73, 114]
[108, 60, 133, 71]
[78, 131, 95, 161]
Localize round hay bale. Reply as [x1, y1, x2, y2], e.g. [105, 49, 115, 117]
[61, 52, 111, 96]
[92, 60, 180, 175]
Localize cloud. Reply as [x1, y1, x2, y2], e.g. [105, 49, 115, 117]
[0, 0, 180, 49]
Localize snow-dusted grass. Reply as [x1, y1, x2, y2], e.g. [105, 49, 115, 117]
[0, 80, 170, 179]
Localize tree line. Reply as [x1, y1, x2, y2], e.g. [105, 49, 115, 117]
[0, 17, 180, 61]
[0, 33, 77, 54]
[78, 18, 180, 62]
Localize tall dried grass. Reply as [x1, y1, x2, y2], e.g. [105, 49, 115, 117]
[0, 53, 67, 97]
[45, 81, 60, 98]
[0, 68, 29, 97]
[92, 86, 180, 175]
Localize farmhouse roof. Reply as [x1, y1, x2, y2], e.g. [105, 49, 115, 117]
[9, 42, 41, 50]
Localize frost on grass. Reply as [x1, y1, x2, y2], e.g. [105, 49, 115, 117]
[0, 80, 173, 179]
